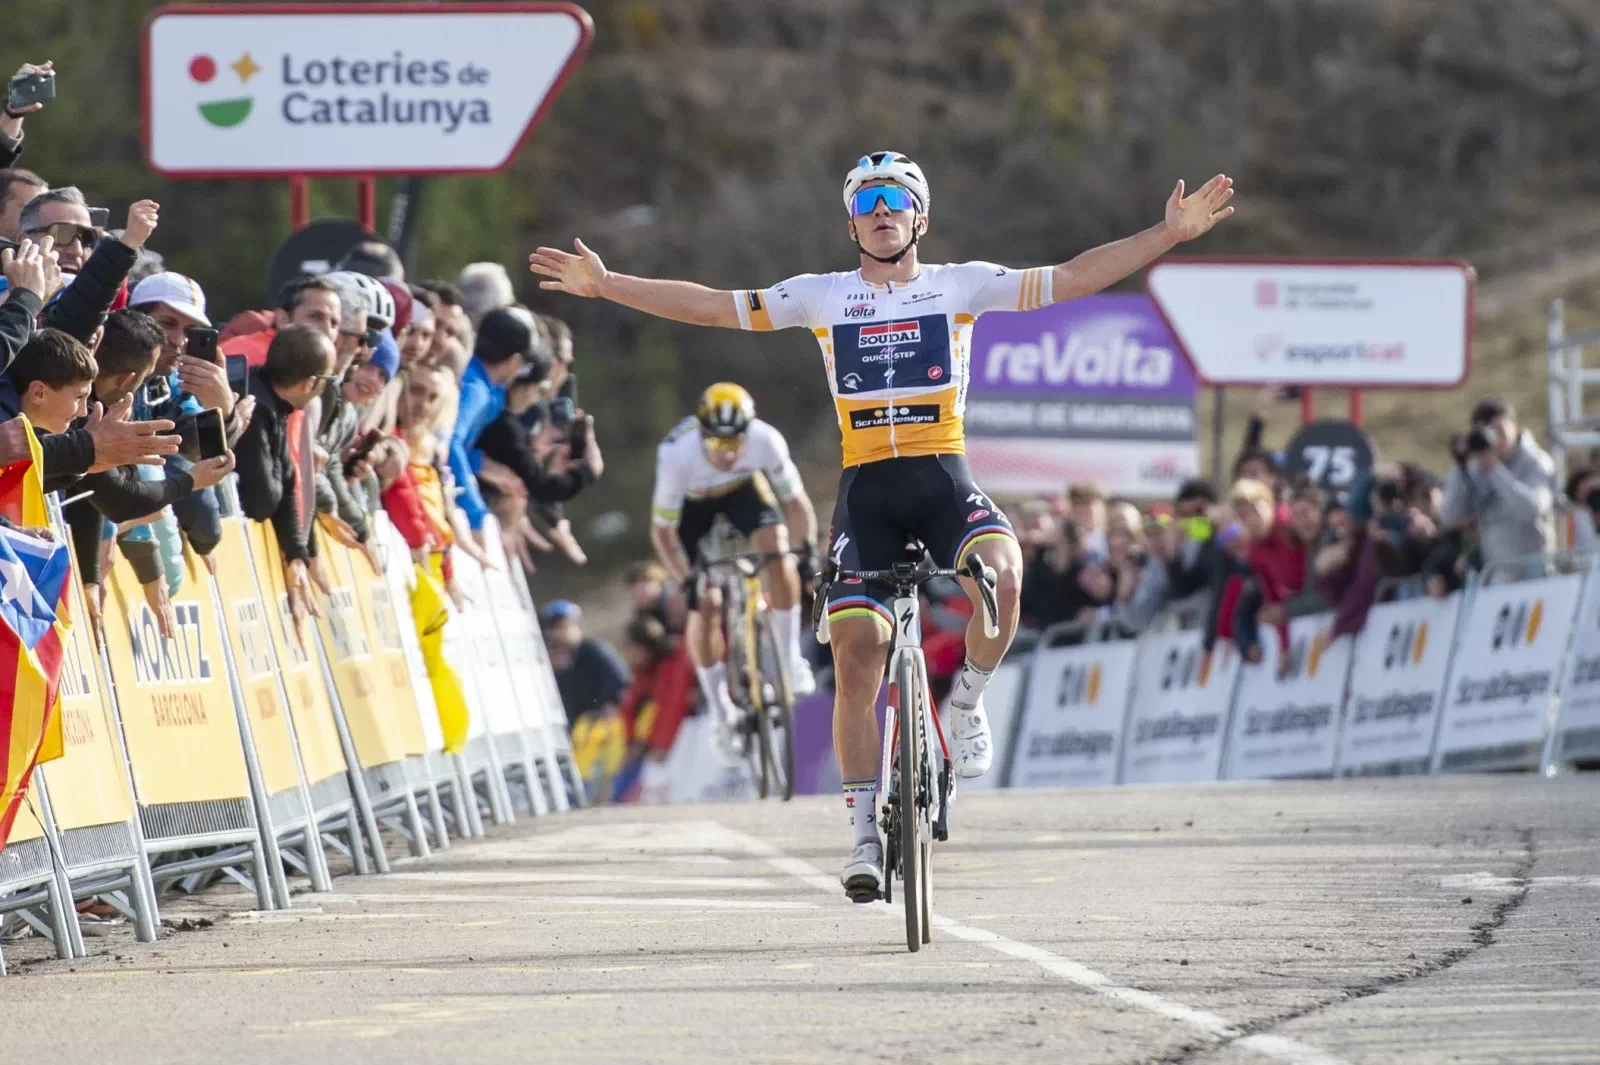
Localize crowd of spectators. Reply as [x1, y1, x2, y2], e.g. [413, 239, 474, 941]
[0, 60, 606, 649]
[1014, 386, 1570, 668]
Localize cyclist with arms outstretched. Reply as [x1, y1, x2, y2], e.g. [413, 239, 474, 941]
[650, 382, 820, 759]
[531, 153, 1234, 899]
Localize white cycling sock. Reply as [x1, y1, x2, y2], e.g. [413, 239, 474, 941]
[843, 777, 879, 848]
[695, 662, 729, 715]
[771, 604, 802, 663]
[949, 657, 996, 710]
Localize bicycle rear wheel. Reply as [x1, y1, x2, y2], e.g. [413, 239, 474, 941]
[896, 654, 922, 952]
[757, 615, 796, 801]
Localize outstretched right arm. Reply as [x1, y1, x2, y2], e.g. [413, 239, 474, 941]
[529, 239, 740, 329]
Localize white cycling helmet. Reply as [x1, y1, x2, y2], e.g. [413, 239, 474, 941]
[326, 269, 395, 332]
[842, 151, 931, 215]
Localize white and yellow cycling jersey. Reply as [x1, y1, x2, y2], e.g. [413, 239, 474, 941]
[650, 416, 802, 526]
[733, 262, 1053, 467]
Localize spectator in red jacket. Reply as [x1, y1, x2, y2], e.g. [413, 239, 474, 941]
[1233, 478, 1298, 660]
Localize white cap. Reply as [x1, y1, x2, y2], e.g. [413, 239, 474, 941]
[129, 272, 210, 327]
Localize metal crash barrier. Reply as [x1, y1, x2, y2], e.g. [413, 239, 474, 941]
[988, 551, 1600, 790]
[0, 497, 576, 974]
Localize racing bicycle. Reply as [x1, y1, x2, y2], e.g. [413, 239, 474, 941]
[696, 548, 804, 801]
[814, 545, 999, 952]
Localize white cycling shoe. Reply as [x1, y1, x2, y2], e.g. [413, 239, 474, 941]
[707, 687, 748, 766]
[950, 698, 994, 779]
[788, 656, 817, 698]
[840, 839, 883, 903]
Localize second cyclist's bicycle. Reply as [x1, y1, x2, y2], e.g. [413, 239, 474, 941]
[697, 549, 803, 801]
[814, 545, 999, 952]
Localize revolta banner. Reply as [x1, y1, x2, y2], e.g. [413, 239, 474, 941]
[964, 294, 1199, 499]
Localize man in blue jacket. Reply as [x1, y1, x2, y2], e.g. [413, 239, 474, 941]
[447, 305, 532, 539]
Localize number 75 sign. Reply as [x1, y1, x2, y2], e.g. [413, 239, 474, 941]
[1283, 419, 1377, 495]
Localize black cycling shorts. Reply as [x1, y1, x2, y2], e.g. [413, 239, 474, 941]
[676, 473, 782, 563]
[823, 453, 1015, 630]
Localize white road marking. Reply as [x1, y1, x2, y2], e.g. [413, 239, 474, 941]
[711, 822, 1348, 1065]
[381, 870, 775, 889]
[1437, 872, 1600, 894]
[330, 891, 818, 911]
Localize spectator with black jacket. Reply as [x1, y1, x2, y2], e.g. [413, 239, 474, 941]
[128, 270, 235, 558]
[15, 190, 159, 343]
[234, 324, 335, 623]
[62, 312, 234, 635]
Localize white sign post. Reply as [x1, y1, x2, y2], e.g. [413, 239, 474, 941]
[1120, 632, 1239, 785]
[1336, 595, 1463, 775]
[143, 3, 592, 176]
[1223, 614, 1352, 780]
[1008, 640, 1138, 789]
[1434, 574, 1585, 773]
[1147, 259, 1473, 387]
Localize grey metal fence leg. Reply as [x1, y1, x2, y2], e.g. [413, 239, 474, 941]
[209, 575, 293, 910]
[30, 782, 85, 959]
[345, 809, 370, 876]
[248, 836, 272, 911]
[421, 778, 449, 850]
[401, 792, 430, 859]
[313, 627, 390, 875]
[451, 753, 485, 838]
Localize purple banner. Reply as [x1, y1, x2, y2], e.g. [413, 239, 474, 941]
[970, 294, 1197, 401]
[964, 294, 1200, 498]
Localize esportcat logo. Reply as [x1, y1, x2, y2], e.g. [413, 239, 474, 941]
[858, 321, 921, 348]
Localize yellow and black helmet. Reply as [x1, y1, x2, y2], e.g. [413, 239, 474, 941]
[696, 382, 755, 438]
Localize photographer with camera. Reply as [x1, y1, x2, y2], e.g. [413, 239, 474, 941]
[1, 61, 53, 171]
[1440, 397, 1557, 581]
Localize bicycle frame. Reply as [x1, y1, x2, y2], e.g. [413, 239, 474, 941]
[879, 594, 950, 831]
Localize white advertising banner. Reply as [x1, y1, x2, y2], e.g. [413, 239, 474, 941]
[942, 661, 1026, 793]
[1147, 260, 1472, 387]
[1121, 632, 1240, 785]
[1223, 614, 1351, 779]
[1008, 641, 1138, 788]
[1337, 595, 1461, 774]
[1437, 575, 1584, 771]
[1555, 569, 1600, 761]
[144, 4, 592, 175]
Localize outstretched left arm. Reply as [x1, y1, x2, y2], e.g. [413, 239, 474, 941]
[1050, 175, 1234, 303]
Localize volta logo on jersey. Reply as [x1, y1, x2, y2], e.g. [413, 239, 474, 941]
[858, 321, 922, 349]
[843, 303, 876, 320]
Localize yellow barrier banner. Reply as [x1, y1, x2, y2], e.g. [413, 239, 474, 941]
[102, 544, 250, 805]
[211, 522, 302, 797]
[5, 791, 42, 845]
[249, 522, 347, 786]
[342, 544, 428, 757]
[43, 568, 137, 832]
[309, 540, 408, 769]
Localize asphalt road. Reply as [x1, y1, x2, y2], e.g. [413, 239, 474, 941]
[4, 775, 1598, 1065]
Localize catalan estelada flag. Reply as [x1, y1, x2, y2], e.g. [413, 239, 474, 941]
[0, 419, 73, 854]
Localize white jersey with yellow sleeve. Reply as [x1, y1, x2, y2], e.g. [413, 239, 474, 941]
[732, 262, 1053, 467]
[650, 416, 802, 526]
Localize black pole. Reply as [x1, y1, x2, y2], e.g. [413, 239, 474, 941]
[388, 177, 426, 276]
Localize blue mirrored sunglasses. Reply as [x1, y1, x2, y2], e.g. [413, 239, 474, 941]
[849, 185, 918, 216]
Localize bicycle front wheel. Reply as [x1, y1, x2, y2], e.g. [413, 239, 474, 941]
[757, 615, 796, 801]
[897, 654, 922, 952]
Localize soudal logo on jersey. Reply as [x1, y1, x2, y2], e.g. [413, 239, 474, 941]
[832, 314, 952, 394]
[843, 303, 876, 319]
[857, 321, 921, 348]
